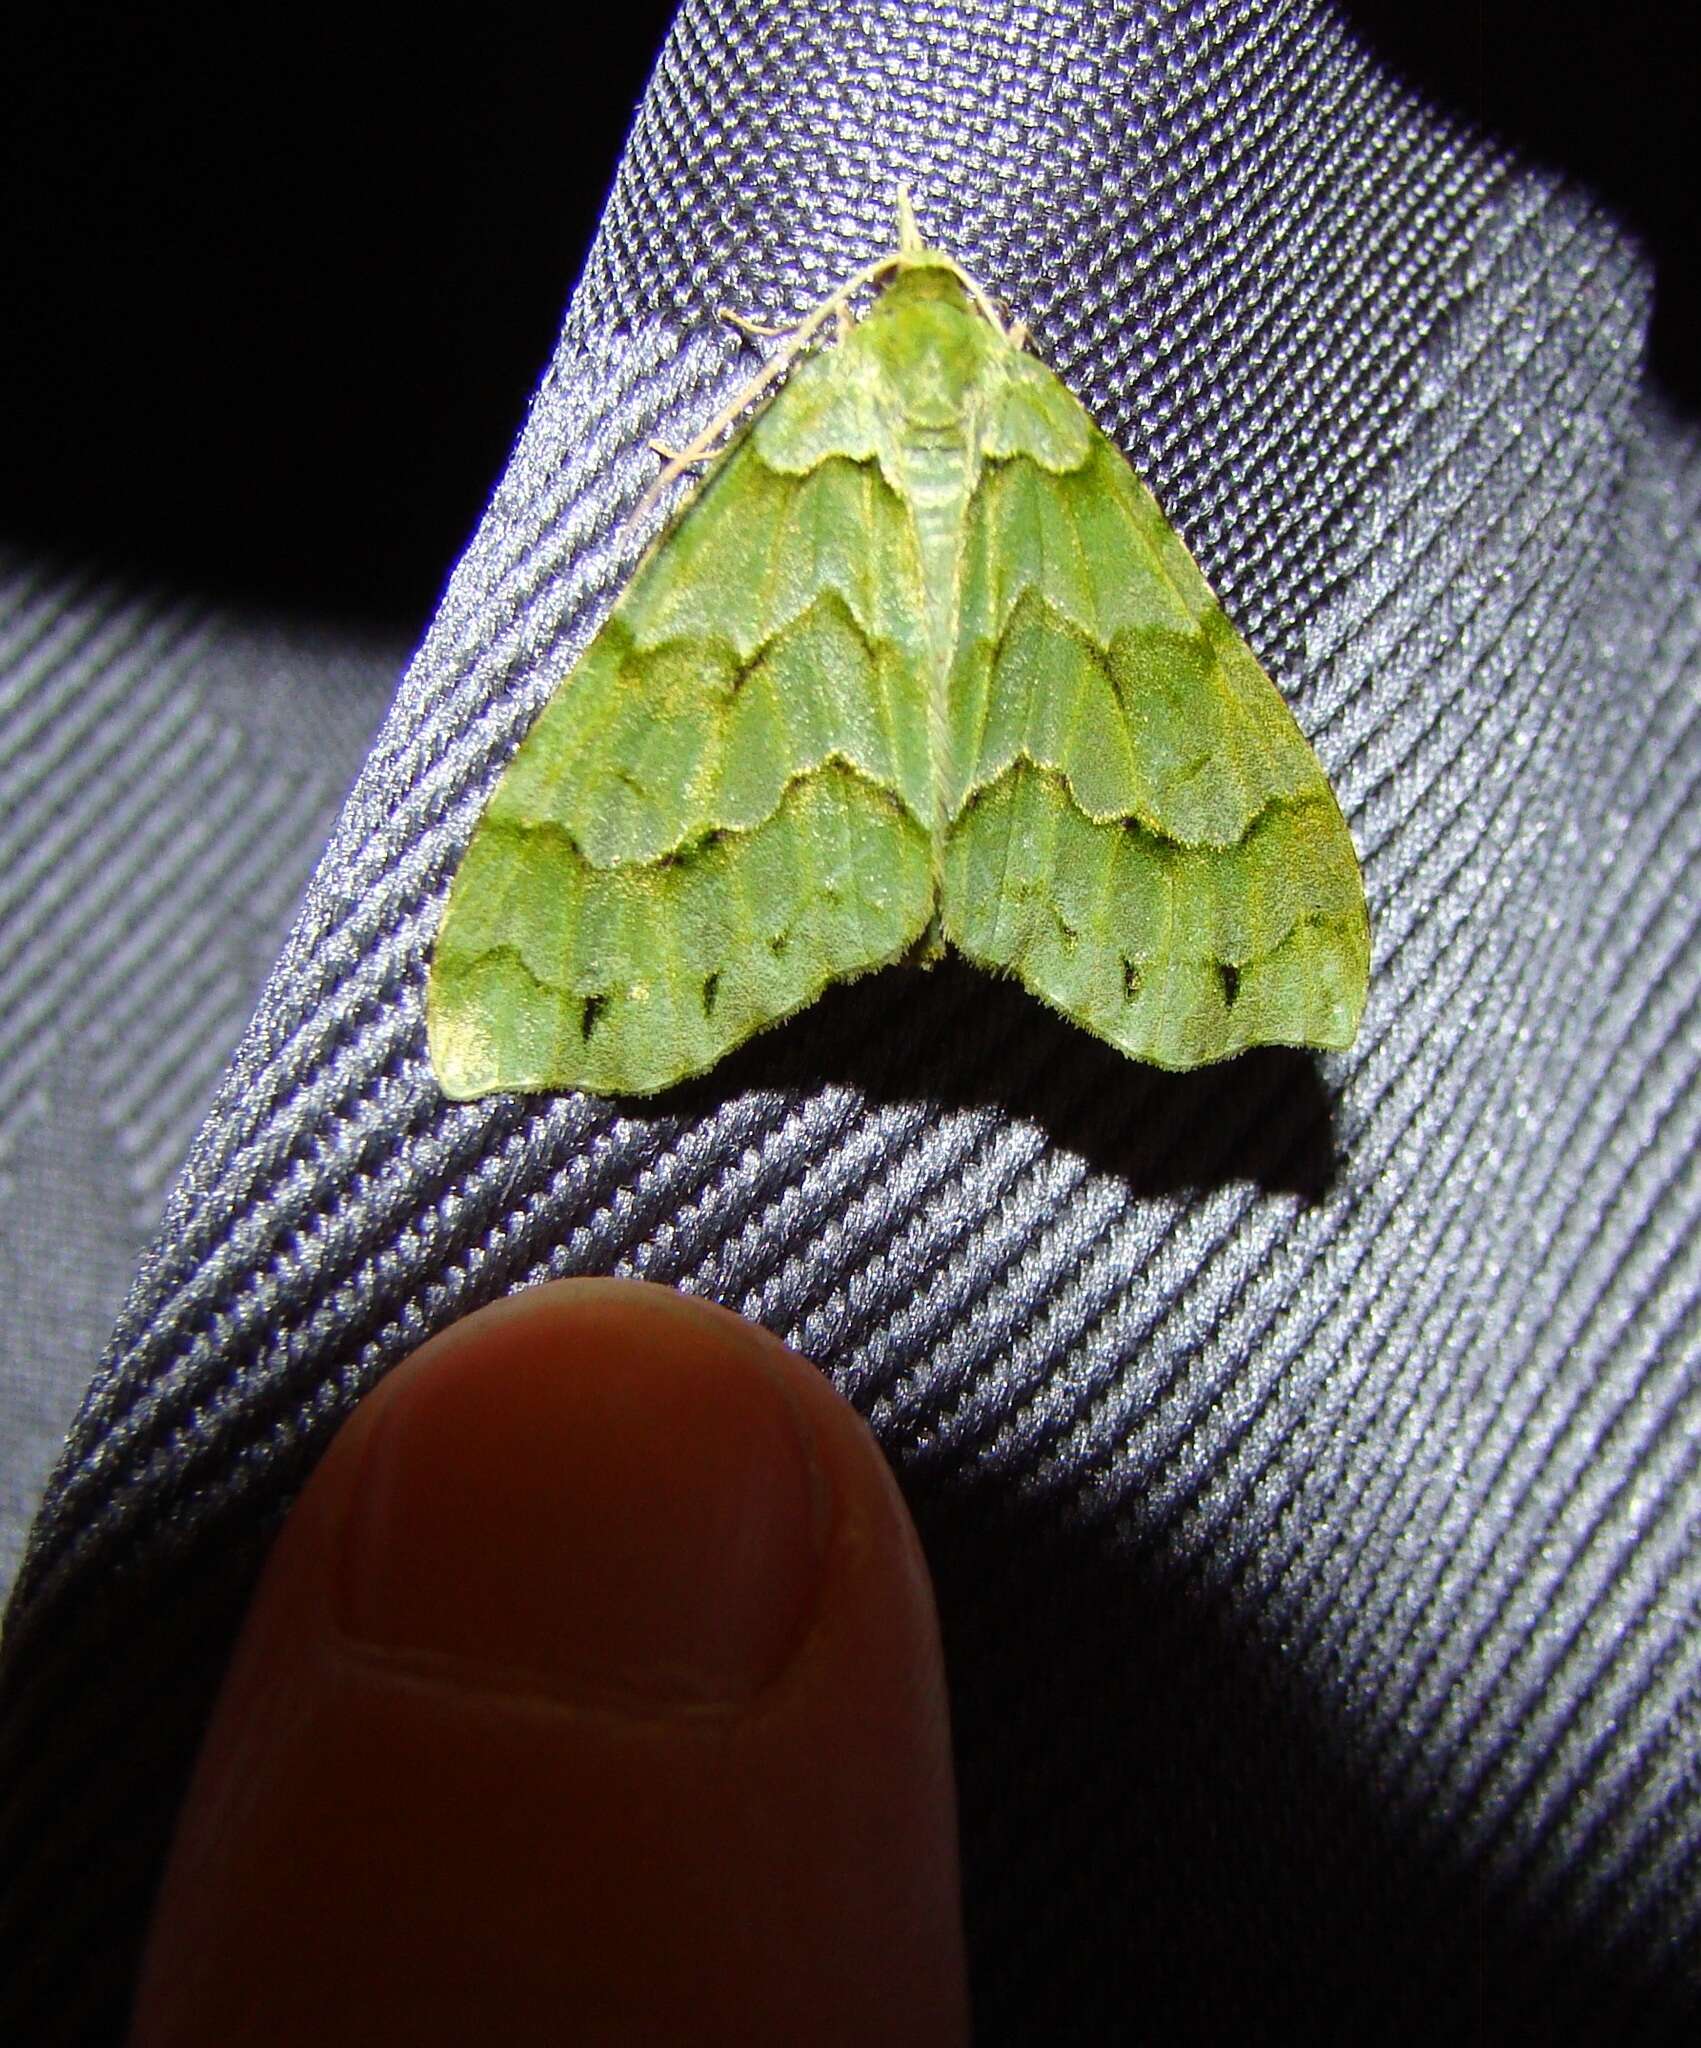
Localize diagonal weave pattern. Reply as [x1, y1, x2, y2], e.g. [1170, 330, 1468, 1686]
[0, 557, 398, 1601]
[4, 2, 1700, 2039]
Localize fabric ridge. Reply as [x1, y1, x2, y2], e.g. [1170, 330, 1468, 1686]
[2, 1, 1700, 2040]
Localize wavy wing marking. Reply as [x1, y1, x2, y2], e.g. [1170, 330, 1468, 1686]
[429, 369, 936, 1099]
[942, 362, 1369, 1068]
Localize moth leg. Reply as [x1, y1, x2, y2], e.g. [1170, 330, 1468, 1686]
[718, 307, 795, 340]
[628, 303, 852, 529]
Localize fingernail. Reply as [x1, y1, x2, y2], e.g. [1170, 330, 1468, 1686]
[336, 1287, 830, 1704]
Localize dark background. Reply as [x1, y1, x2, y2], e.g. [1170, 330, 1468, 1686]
[6, 2, 683, 633]
[5, 2, 1697, 637]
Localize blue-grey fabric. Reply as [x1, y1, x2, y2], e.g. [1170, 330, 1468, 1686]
[5, 2, 1701, 2040]
[0, 560, 399, 1600]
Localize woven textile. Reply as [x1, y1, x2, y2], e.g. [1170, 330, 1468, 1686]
[0, 560, 398, 1599]
[4, 3, 1700, 2039]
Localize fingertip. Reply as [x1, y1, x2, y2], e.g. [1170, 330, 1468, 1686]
[337, 1280, 832, 1703]
[132, 1280, 968, 2047]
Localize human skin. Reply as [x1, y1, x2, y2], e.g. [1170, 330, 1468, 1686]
[129, 1278, 969, 2046]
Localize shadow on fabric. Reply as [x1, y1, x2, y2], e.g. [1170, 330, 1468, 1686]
[908, 1474, 1697, 2045]
[652, 958, 1341, 1204]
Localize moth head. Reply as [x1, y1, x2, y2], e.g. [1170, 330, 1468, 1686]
[860, 260, 1006, 425]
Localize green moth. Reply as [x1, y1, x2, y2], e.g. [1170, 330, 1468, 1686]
[429, 199, 1369, 1100]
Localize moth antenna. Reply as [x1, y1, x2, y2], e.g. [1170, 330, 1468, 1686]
[629, 201, 1005, 541]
